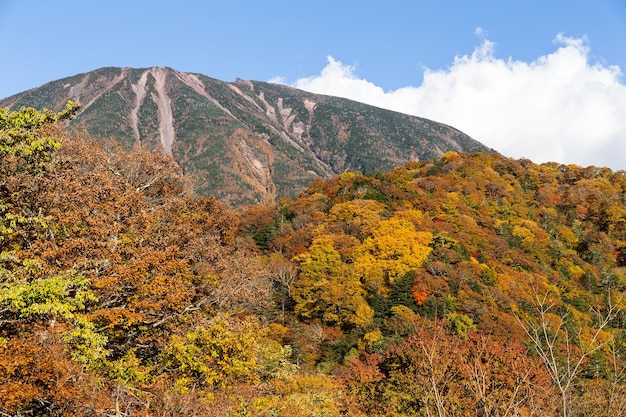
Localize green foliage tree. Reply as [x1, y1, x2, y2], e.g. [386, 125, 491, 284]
[0, 101, 78, 174]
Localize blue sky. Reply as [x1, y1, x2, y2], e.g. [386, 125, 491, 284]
[1, 1, 625, 169]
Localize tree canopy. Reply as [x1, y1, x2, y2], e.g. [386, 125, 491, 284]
[2, 106, 626, 416]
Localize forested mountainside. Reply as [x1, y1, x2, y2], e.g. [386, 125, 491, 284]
[0, 67, 491, 205]
[2, 105, 626, 416]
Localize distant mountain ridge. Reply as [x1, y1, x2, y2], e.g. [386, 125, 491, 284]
[0, 66, 493, 205]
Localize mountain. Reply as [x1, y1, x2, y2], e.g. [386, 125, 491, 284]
[0, 66, 492, 205]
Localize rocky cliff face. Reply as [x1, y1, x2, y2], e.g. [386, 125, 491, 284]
[1, 67, 493, 205]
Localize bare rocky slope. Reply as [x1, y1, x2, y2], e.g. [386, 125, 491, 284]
[0, 67, 493, 205]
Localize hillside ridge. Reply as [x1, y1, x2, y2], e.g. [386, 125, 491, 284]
[2, 104, 626, 416]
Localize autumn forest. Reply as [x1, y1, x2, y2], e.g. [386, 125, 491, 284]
[2, 103, 626, 416]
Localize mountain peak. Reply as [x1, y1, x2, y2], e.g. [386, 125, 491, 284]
[0, 67, 494, 205]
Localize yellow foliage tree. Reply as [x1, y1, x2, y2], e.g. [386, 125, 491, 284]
[292, 236, 373, 328]
[353, 215, 433, 292]
[326, 199, 385, 238]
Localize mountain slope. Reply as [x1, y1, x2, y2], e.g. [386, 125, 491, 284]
[0, 67, 492, 205]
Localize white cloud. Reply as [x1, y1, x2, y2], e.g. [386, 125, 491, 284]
[284, 35, 626, 171]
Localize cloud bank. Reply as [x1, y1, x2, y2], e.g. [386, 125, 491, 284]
[282, 35, 626, 171]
